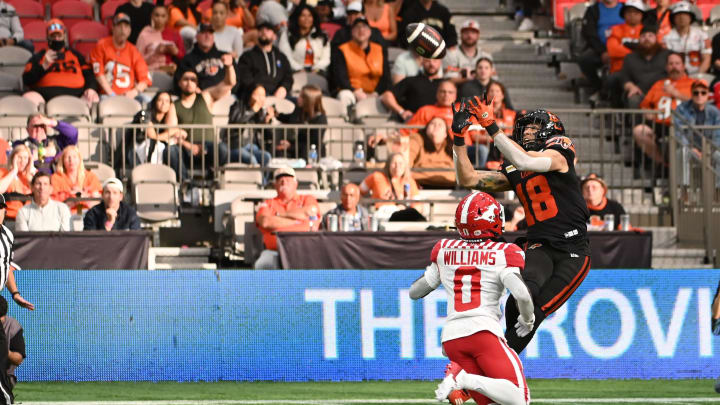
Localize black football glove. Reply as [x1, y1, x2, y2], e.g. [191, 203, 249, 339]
[713, 317, 720, 336]
[451, 99, 475, 135]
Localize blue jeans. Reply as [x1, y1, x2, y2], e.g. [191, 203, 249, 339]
[231, 144, 272, 165]
[165, 141, 228, 181]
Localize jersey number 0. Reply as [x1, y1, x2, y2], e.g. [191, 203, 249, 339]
[515, 176, 558, 226]
[453, 267, 482, 311]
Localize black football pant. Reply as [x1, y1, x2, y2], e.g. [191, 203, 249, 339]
[504, 243, 591, 354]
[0, 324, 13, 404]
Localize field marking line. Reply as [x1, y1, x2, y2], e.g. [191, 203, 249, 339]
[15, 398, 720, 405]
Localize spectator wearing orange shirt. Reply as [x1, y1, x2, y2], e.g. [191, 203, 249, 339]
[363, 0, 396, 43]
[255, 166, 321, 269]
[408, 117, 454, 187]
[405, 80, 457, 134]
[632, 52, 694, 166]
[606, 0, 645, 74]
[202, 0, 255, 33]
[50, 145, 102, 214]
[360, 152, 419, 211]
[643, 0, 672, 44]
[169, 0, 201, 50]
[90, 12, 152, 103]
[0, 145, 35, 220]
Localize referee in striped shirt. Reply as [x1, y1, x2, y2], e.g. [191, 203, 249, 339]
[0, 194, 34, 404]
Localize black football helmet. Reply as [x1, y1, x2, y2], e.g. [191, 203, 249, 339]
[512, 109, 565, 151]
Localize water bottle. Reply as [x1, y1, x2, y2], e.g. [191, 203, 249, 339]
[308, 144, 318, 166]
[354, 143, 365, 166]
[403, 183, 410, 199]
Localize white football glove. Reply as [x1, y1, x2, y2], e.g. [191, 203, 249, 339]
[514, 314, 535, 338]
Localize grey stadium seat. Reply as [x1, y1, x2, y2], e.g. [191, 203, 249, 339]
[131, 163, 180, 224]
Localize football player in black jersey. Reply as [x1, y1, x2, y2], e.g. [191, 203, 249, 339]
[451, 96, 591, 354]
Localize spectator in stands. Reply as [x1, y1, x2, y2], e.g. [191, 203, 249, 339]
[398, 0, 457, 49]
[360, 152, 419, 212]
[606, 0, 645, 75]
[83, 177, 140, 231]
[14, 113, 78, 172]
[278, 4, 331, 74]
[176, 23, 233, 92]
[0, 296, 25, 390]
[331, 1, 386, 49]
[443, 20, 492, 84]
[364, 0, 396, 43]
[404, 79, 456, 133]
[136, 5, 186, 74]
[316, 0, 343, 40]
[632, 52, 694, 167]
[322, 182, 368, 231]
[331, 16, 391, 109]
[168, 0, 201, 50]
[381, 57, 443, 122]
[202, 0, 255, 36]
[171, 58, 235, 179]
[255, 0, 288, 34]
[408, 117, 454, 187]
[713, 32, 720, 88]
[504, 205, 526, 232]
[577, 0, 624, 94]
[276, 84, 328, 160]
[643, 0, 672, 44]
[117, 0, 154, 44]
[145, 91, 189, 165]
[663, 1, 711, 76]
[675, 79, 720, 156]
[15, 172, 71, 231]
[51, 145, 102, 213]
[90, 12, 152, 103]
[391, 48, 422, 84]
[0, 1, 32, 53]
[615, 24, 669, 109]
[581, 173, 626, 230]
[237, 19, 293, 100]
[22, 19, 99, 106]
[255, 166, 321, 269]
[468, 80, 515, 169]
[458, 57, 514, 110]
[0, 145, 34, 221]
[225, 83, 275, 165]
[211, 1, 244, 59]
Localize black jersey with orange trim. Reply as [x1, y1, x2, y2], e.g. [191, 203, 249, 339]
[23, 49, 97, 100]
[501, 136, 590, 255]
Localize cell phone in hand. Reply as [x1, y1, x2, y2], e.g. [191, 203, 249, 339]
[56, 51, 65, 60]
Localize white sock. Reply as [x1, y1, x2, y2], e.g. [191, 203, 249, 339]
[456, 370, 526, 405]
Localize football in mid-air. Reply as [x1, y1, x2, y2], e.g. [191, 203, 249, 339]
[405, 22, 447, 59]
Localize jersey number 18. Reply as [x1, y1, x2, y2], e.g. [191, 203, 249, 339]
[515, 175, 558, 226]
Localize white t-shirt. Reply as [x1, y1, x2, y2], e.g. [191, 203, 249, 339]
[424, 238, 525, 342]
[443, 45, 493, 79]
[214, 26, 244, 59]
[663, 26, 711, 75]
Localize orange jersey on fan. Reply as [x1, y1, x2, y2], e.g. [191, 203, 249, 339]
[640, 75, 694, 125]
[90, 38, 152, 95]
[403, 104, 481, 145]
[23, 49, 89, 90]
[256, 194, 320, 251]
[606, 23, 642, 73]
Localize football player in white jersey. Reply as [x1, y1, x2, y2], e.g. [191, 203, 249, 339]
[409, 191, 535, 405]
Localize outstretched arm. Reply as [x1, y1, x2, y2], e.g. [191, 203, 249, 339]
[409, 275, 434, 300]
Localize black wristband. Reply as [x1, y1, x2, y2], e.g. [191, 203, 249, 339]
[485, 122, 500, 136]
[10, 291, 19, 297]
[453, 134, 466, 146]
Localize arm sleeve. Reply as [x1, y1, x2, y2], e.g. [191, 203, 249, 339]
[90, 43, 105, 77]
[543, 136, 577, 165]
[505, 244, 526, 271]
[330, 46, 352, 91]
[423, 262, 441, 289]
[501, 269, 534, 320]
[493, 132, 553, 172]
[22, 52, 48, 86]
[233, 29, 244, 60]
[10, 12, 23, 42]
[54, 121, 79, 149]
[129, 207, 141, 230]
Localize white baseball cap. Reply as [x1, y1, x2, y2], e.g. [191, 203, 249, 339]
[461, 20, 480, 32]
[347, 1, 362, 13]
[102, 177, 124, 193]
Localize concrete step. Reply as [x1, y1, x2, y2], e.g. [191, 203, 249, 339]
[453, 15, 515, 32]
[149, 247, 216, 270]
[155, 256, 213, 265]
[645, 226, 677, 248]
[152, 263, 218, 270]
[652, 248, 708, 269]
[443, 0, 502, 13]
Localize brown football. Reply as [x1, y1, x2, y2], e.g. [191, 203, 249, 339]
[405, 22, 447, 59]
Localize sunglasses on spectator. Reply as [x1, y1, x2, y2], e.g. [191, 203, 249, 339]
[181, 76, 198, 83]
[693, 90, 708, 96]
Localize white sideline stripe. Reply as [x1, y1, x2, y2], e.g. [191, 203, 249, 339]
[16, 398, 720, 405]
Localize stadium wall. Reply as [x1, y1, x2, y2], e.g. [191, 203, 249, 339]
[10, 269, 720, 381]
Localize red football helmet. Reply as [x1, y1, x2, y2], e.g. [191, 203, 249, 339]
[455, 191, 504, 240]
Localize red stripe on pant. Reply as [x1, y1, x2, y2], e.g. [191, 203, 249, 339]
[541, 256, 591, 315]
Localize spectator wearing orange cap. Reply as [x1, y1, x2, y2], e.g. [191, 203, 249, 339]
[581, 173, 626, 230]
[22, 19, 99, 106]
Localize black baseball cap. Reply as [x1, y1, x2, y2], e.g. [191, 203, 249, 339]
[351, 16, 370, 28]
[256, 19, 276, 32]
[198, 22, 214, 33]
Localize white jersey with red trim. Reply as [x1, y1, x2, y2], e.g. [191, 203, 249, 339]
[423, 238, 525, 343]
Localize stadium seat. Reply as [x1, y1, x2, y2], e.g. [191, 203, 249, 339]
[294, 168, 320, 189]
[97, 95, 141, 125]
[710, 5, 720, 26]
[198, 0, 211, 13]
[149, 71, 174, 93]
[321, 96, 346, 124]
[84, 161, 116, 183]
[100, 0, 123, 29]
[697, 0, 715, 22]
[51, 0, 93, 31]
[0, 95, 35, 142]
[320, 22, 341, 40]
[8, 0, 44, 26]
[291, 71, 329, 96]
[323, 127, 364, 162]
[265, 96, 295, 114]
[0, 46, 32, 77]
[46, 95, 91, 121]
[353, 96, 391, 126]
[219, 164, 263, 190]
[131, 163, 180, 224]
[211, 93, 236, 126]
[0, 71, 23, 96]
[69, 21, 109, 60]
[23, 20, 48, 52]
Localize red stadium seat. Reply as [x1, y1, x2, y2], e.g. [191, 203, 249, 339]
[69, 20, 108, 59]
[100, 0, 123, 29]
[198, 0, 211, 13]
[8, 0, 44, 26]
[22, 20, 48, 51]
[696, 0, 715, 22]
[51, 0, 92, 31]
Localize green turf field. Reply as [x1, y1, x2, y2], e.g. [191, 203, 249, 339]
[11, 379, 720, 404]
